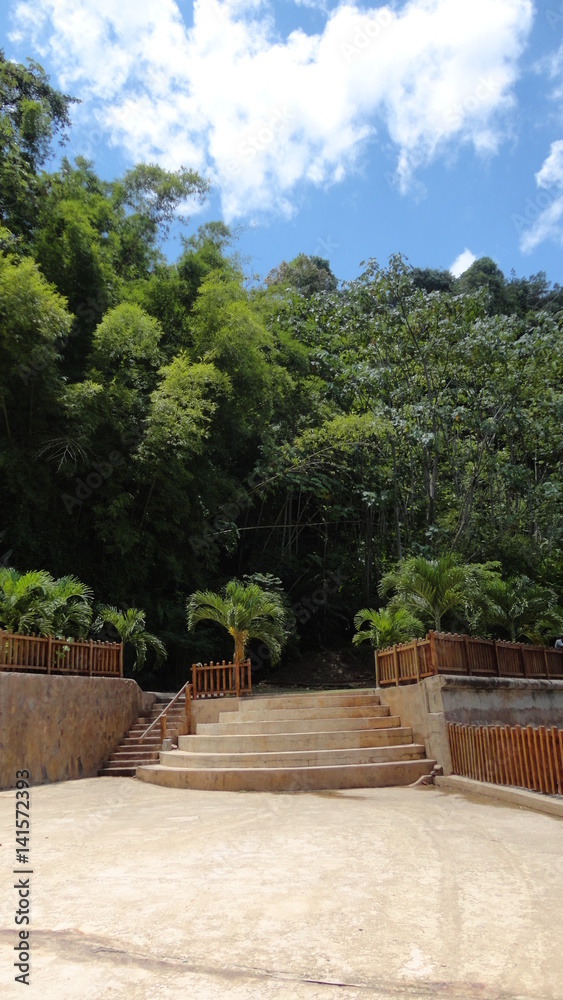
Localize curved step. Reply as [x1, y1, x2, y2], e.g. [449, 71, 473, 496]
[159, 743, 425, 769]
[178, 726, 411, 754]
[136, 758, 436, 792]
[222, 705, 389, 722]
[198, 716, 396, 735]
[237, 691, 378, 712]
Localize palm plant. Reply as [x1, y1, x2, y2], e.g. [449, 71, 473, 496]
[186, 580, 289, 666]
[92, 606, 167, 670]
[379, 555, 500, 633]
[0, 568, 55, 634]
[353, 607, 424, 650]
[0, 568, 94, 639]
[37, 575, 94, 638]
[483, 575, 563, 645]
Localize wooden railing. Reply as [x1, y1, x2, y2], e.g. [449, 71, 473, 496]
[376, 631, 563, 687]
[191, 659, 252, 699]
[0, 628, 123, 677]
[140, 682, 192, 744]
[448, 721, 563, 796]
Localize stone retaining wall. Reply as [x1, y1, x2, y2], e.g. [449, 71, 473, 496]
[379, 674, 563, 775]
[0, 672, 146, 789]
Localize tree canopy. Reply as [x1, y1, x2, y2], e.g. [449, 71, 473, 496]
[0, 54, 562, 682]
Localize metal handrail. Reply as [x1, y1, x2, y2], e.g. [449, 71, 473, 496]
[140, 680, 192, 743]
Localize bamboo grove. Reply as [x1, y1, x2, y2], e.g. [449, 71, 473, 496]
[1, 53, 561, 679]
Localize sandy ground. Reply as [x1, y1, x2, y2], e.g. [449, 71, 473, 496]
[1, 777, 562, 1000]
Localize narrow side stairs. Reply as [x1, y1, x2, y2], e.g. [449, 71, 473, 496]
[136, 688, 436, 791]
[98, 699, 187, 777]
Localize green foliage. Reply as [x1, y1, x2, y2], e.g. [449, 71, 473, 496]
[0, 68, 562, 670]
[265, 254, 338, 298]
[353, 607, 424, 649]
[92, 605, 167, 670]
[0, 568, 92, 638]
[89, 303, 164, 381]
[0, 51, 78, 237]
[0, 568, 54, 634]
[141, 358, 230, 461]
[481, 575, 563, 645]
[379, 555, 501, 633]
[186, 581, 290, 665]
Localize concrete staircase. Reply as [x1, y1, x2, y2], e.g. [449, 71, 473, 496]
[98, 699, 187, 777]
[136, 689, 436, 791]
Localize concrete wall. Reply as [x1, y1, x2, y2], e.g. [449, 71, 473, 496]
[0, 672, 145, 790]
[378, 675, 563, 775]
[190, 697, 241, 732]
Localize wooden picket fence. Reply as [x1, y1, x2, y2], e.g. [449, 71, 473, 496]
[447, 721, 563, 796]
[191, 659, 252, 699]
[0, 628, 123, 677]
[376, 631, 563, 687]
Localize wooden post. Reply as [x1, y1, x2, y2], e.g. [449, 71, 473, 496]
[543, 647, 550, 680]
[428, 630, 437, 675]
[374, 649, 379, 689]
[235, 660, 241, 698]
[463, 634, 471, 675]
[185, 684, 191, 734]
[118, 642, 123, 678]
[415, 640, 421, 683]
[392, 644, 399, 687]
[88, 639, 94, 677]
[519, 645, 528, 679]
[160, 715, 167, 743]
[192, 663, 197, 699]
[492, 639, 500, 677]
[47, 634, 52, 675]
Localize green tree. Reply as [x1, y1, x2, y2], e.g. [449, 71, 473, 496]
[92, 606, 167, 670]
[0, 51, 78, 237]
[380, 555, 500, 633]
[353, 607, 424, 649]
[186, 580, 289, 666]
[0, 567, 52, 633]
[37, 574, 93, 638]
[483, 575, 563, 645]
[0, 568, 93, 638]
[265, 254, 338, 298]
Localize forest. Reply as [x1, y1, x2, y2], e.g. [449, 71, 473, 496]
[1, 53, 562, 683]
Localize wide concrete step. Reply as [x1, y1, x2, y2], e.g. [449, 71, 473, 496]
[222, 705, 390, 722]
[198, 715, 399, 735]
[136, 758, 436, 792]
[159, 743, 425, 769]
[178, 727, 412, 754]
[237, 690, 379, 712]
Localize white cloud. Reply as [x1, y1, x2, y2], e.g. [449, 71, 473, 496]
[449, 249, 477, 277]
[519, 140, 563, 253]
[10, 0, 534, 220]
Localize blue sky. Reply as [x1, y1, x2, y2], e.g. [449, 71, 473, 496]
[2, 0, 563, 285]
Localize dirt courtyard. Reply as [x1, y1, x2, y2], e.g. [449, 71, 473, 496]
[1, 777, 562, 999]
